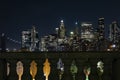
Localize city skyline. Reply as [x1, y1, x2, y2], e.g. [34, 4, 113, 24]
[1, 0, 120, 49]
[1, 18, 120, 51]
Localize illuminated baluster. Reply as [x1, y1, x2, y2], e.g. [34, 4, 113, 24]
[97, 61, 104, 80]
[84, 66, 91, 80]
[7, 63, 10, 76]
[57, 58, 64, 80]
[30, 60, 37, 80]
[16, 61, 24, 80]
[70, 60, 78, 80]
[43, 58, 51, 80]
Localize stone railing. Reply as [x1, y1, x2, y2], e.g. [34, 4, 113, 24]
[0, 51, 120, 80]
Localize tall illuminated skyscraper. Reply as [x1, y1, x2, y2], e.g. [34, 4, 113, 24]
[30, 26, 39, 51]
[74, 22, 79, 38]
[98, 17, 105, 40]
[59, 20, 66, 39]
[22, 30, 31, 50]
[21, 26, 39, 51]
[109, 21, 120, 43]
[80, 22, 94, 42]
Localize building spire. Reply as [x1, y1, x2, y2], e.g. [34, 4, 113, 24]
[74, 22, 79, 37]
[75, 22, 78, 25]
[59, 20, 66, 38]
[60, 20, 64, 27]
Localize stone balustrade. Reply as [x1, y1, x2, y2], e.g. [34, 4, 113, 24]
[0, 51, 120, 80]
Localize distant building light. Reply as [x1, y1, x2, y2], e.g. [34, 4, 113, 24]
[112, 44, 116, 48]
[75, 22, 78, 25]
[13, 48, 17, 51]
[97, 61, 104, 69]
[70, 31, 74, 35]
[55, 28, 59, 31]
[61, 20, 64, 23]
[81, 23, 92, 26]
[6, 48, 10, 52]
[107, 49, 110, 51]
[2, 33, 5, 36]
[99, 17, 104, 20]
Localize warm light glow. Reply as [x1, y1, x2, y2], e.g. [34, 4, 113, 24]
[30, 60, 37, 80]
[107, 49, 110, 51]
[110, 44, 116, 48]
[43, 59, 51, 80]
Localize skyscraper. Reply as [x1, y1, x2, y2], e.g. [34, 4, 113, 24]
[98, 17, 105, 40]
[109, 21, 120, 43]
[59, 20, 66, 39]
[21, 26, 39, 51]
[80, 22, 94, 42]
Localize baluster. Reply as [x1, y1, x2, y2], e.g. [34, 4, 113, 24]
[7, 62, 10, 77]
[57, 58, 64, 80]
[30, 60, 37, 80]
[70, 60, 78, 80]
[83, 59, 91, 80]
[97, 60, 104, 80]
[84, 66, 91, 80]
[43, 58, 51, 80]
[16, 61, 23, 80]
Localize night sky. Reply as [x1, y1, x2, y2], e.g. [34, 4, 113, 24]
[0, 0, 120, 49]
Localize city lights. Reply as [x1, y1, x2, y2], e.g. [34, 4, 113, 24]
[0, 18, 120, 52]
[70, 31, 74, 35]
[61, 20, 64, 23]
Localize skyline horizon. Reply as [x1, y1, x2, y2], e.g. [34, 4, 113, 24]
[1, 17, 120, 50]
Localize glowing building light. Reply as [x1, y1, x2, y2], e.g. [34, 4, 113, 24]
[112, 44, 116, 48]
[61, 20, 64, 23]
[75, 22, 78, 25]
[107, 49, 110, 51]
[70, 31, 74, 35]
[56, 28, 59, 31]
